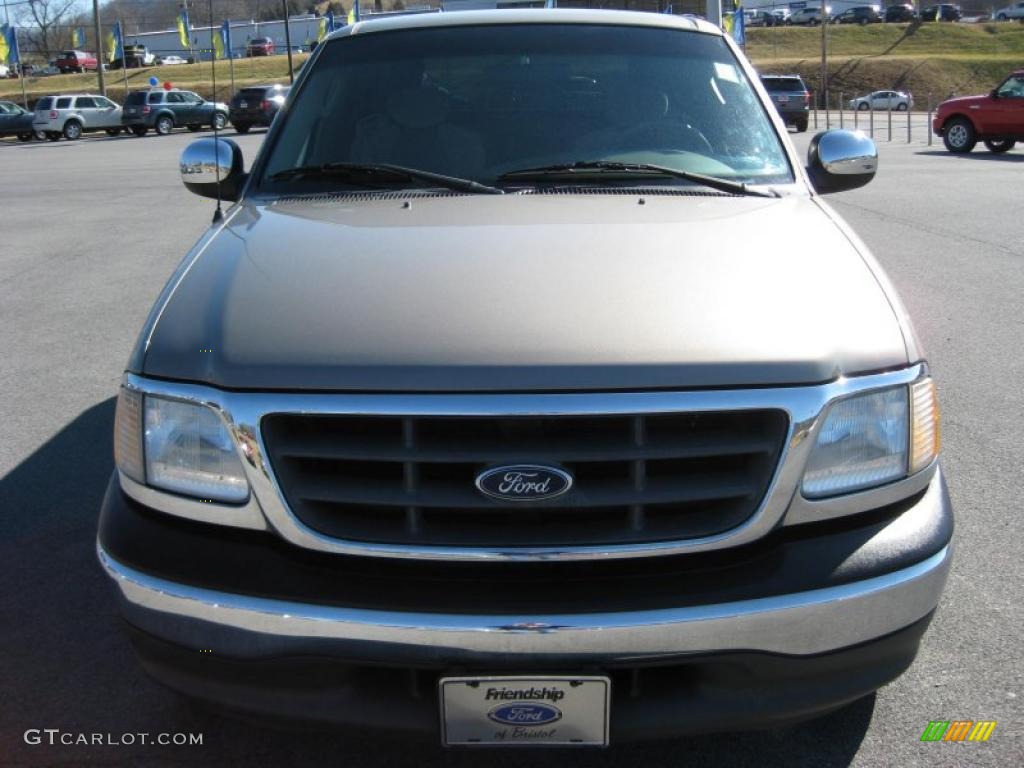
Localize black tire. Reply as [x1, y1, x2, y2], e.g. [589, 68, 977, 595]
[131, 125, 148, 137]
[155, 115, 174, 135]
[997, 13, 1008, 21]
[942, 117, 976, 153]
[187, 124, 201, 132]
[795, 118, 808, 133]
[62, 120, 82, 141]
[105, 127, 122, 137]
[984, 139, 1015, 153]
[859, 17, 868, 25]
[17, 132, 33, 142]
[233, 123, 251, 134]
[858, 102, 869, 111]
[212, 112, 227, 130]
[34, 130, 46, 141]
[46, 132, 61, 142]
[896, 103, 908, 111]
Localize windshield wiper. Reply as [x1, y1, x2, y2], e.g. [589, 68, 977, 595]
[269, 162, 504, 195]
[497, 161, 779, 198]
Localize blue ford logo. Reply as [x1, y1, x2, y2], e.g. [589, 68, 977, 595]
[487, 703, 563, 727]
[475, 465, 573, 502]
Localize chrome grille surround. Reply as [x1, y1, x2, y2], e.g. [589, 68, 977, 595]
[119, 364, 933, 562]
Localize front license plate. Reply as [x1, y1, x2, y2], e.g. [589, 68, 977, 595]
[239, 101, 248, 108]
[440, 676, 610, 747]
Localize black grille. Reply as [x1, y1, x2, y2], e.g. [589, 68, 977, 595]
[261, 411, 788, 548]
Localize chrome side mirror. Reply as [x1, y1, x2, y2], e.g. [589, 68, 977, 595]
[806, 130, 877, 194]
[180, 137, 246, 202]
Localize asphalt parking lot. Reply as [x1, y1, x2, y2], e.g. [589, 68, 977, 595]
[1, 127, 1022, 767]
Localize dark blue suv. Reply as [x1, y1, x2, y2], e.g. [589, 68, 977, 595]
[121, 89, 228, 136]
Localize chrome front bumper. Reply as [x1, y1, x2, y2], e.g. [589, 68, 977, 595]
[98, 538, 951, 663]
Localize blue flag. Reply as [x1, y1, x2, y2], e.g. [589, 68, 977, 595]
[722, 2, 745, 46]
[0, 25, 20, 66]
[71, 26, 86, 49]
[214, 20, 231, 59]
[347, 0, 360, 24]
[733, 4, 746, 45]
[177, 10, 191, 49]
[106, 20, 124, 64]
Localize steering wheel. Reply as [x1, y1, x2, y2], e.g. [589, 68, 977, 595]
[613, 119, 715, 156]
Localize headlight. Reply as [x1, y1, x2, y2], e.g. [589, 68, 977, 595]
[114, 387, 249, 503]
[802, 386, 909, 498]
[802, 378, 940, 499]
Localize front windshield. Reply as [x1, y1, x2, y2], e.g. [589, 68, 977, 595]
[259, 23, 792, 192]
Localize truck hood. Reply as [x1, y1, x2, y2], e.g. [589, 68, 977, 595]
[938, 94, 990, 112]
[139, 193, 910, 391]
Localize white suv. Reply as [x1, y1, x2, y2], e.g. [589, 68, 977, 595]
[788, 7, 825, 24]
[32, 94, 124, 141]
[995, 2, 1024, 20]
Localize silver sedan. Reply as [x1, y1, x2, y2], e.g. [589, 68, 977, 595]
[848, 90, 914, 111]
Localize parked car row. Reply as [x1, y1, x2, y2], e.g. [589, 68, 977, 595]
[781, 4, 963, 24]
[2, 84, 288, 143]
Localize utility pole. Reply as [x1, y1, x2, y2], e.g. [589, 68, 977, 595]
[281, 0, 293, 83]
[91, 0, 105, 95]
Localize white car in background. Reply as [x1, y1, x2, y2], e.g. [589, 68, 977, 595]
[788, 7, 827, 24]
[994, 2, 1024, 20]
[158, 55, 187, 65]
[0, 64, 9, 79]
[849, 90, 914, 111]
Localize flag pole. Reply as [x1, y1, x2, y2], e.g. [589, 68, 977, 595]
[120, 20, 129, 98]
[15, 28, 28, 109]
[227, 23, 234, 94]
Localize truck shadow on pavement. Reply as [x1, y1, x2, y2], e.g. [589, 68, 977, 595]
[915, 149, 1024, 162]
[0, 399, 874, 767]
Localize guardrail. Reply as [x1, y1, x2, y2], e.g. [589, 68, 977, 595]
[809, 92, 937, 146]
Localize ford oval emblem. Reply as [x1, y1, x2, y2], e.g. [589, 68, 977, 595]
[487, 703, 563, 727]
[475, 465, 573, 502]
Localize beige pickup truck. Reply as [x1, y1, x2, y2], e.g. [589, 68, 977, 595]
[99, 8, 951, 747]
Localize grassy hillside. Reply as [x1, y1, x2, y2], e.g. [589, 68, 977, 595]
[747, 20, 1024, 59]
[2, 22, 1023, 107]
[748, 22, 1024, 104]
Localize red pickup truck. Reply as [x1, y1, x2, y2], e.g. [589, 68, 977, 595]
[934, 70, 1024, 153]
[55, 50, 98, 73]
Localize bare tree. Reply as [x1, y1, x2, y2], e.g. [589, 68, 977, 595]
[17, 0, 79, 60]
